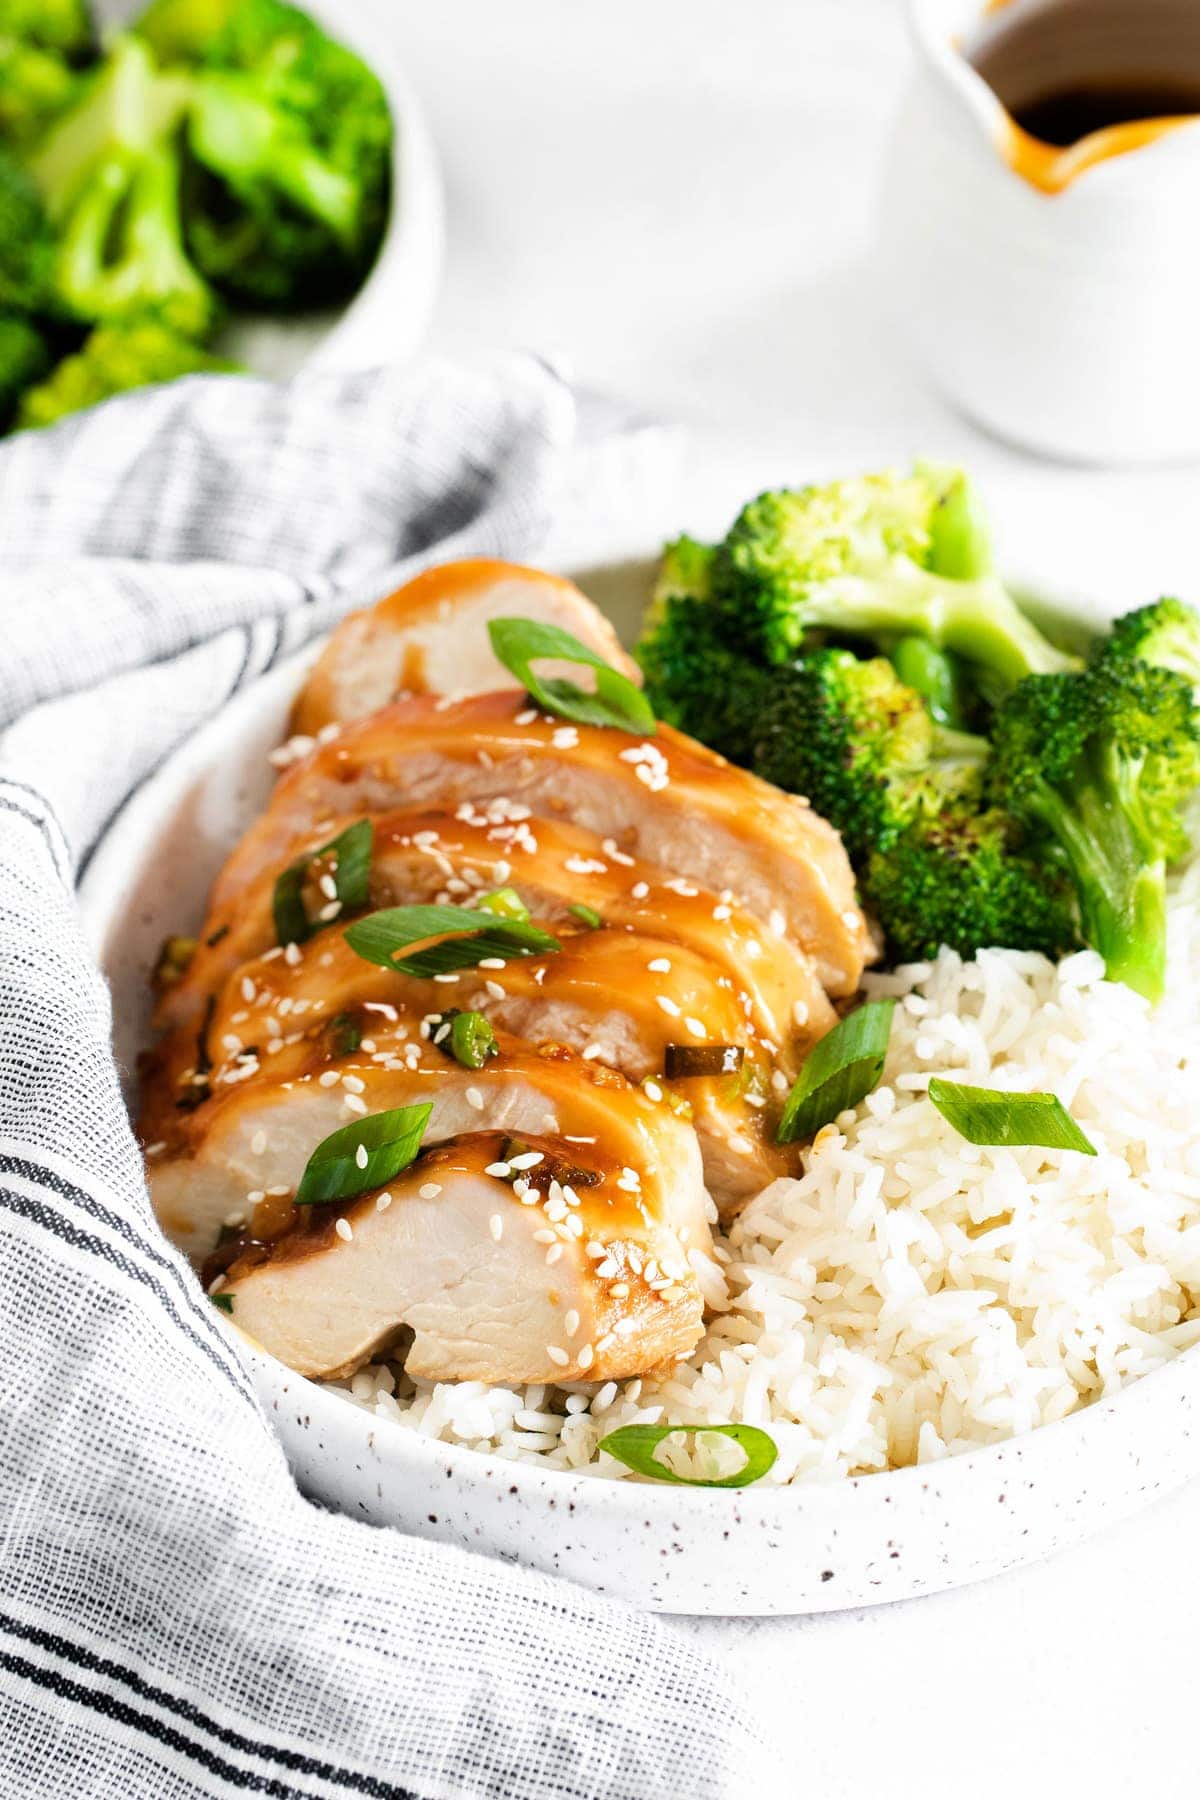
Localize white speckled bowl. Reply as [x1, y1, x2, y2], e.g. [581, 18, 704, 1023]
[78, 540, 1200, 1615]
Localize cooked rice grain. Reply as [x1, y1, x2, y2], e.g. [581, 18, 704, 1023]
[333, 850, 1200, 1484]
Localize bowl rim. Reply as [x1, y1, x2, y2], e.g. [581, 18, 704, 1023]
[77, 578, 1200, 1520]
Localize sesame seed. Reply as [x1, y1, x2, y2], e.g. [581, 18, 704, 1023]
[419, 1182, 442, 1199]
[433, 972, 460, 985]
[552, 726, 579, 749]
[222, 1209, 245, 1229]
[631, 881, 649, 899]
[713, 904, 732, 920]
[355, 1144, 368, 1169]
[485, 1161, 513, 1178]
[509, 1150, 544, 1170]
[246, 1190, 265, 1205]
[533, 1228, 557, 1245]
[593, 1381, 617, 1411]
[489, 1214, 504, 1242]
[266, 1184, 290, 1197]
[545, 1244, 563, 1265]
[284, 942, 302, 966]
[240, 977, 256, 1003]
[466, 1087, 484, 1111]
[317, 901, 341, 922]
[335, 1218, 353, 1242]
[318, 1069, 342, 1087]
[363, 1001, 398, 1019]
[595, 1258, 619, 1279]
[577, 1344, 595, 1370]
[318, 872, 338, 900]
[515, 708, 537, 725]
[648, 957, 671, 973]
[609, 1282, 629, 1298]
[143, 1140, 166, 1157]
[375, 1192, 392, 1212]
[250, 1131, 267, 1155]
[478, 957, 506, 970]
[684, 1016, 706, 1037]
[769, 909, 786, 937]
[343, 1094, 368, 1115]
[643, 1080, 663, 1102]
[585, 1241, 606, 1260]
[485, 980, 506, 1000]
[546, 1345, 570, 1367]
[564, 1309, 580, 1337]
[342, 1074, 365, 1094]
[491, 861, 512, 882]
[729, 1133, 754, 1154]
[656, 996, 681, 1018]
[793, 1000, 810, 1028]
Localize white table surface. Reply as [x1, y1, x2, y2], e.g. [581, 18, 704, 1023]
[370, 2, 1198, 1791]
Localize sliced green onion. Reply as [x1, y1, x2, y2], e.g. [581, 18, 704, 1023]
[664, 1043, 744, 1079]
[431, 1008, 499, 1070]
[928, 1078, 1097, 1154]
[327, 1012, 362, 1058]
[777, 999, 895, 1144]
[210, 1292, 234, 1314]
[598, 1423, 778, 1488]
[295, 1102, 433, 1207]
[345, 903, 560, 979]
[568, 902, 603, 928]
[488, 616, 656, 735]
[477, 886, 529, 921]
[273, 818, 373, 947]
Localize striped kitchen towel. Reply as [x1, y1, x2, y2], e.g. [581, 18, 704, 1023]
[0, 357, 781, 1800]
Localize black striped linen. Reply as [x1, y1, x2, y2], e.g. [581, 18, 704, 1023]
[0, 360, 780, 1800]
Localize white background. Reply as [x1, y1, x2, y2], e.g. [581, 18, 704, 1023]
[374, 3, 1196, 1792]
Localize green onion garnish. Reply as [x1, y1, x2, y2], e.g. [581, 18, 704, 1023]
[211, 1292, 234, 1314]
[927, 1078, 1097, 1154]
[273, 818, 373, 947]
[327, 1012, 362, 1058]
[295, 1102, 433, 1207]
[776, 1000, 895, 1144]
[345, 903, 560, 979]
[488, 616, 656, 735]
[598, 1423, 778, 1488]
[568, 902, 603, 928]
[430, 1009, 499, 1070]
[477, 886, 529, 921]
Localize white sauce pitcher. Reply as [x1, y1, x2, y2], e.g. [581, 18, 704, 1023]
[878, 0, 1200, 463]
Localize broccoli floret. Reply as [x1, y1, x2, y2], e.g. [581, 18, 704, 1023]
[990, 660, 1200, 1000]
[149, 0, 391, 308]
[0, 150, 57, 315]
[15, 316, 235, 430]
[0, 312, 51, 428]
[1101, 597, 1200, 695]
[28, 36, 214, 339]
[637, 539, 771, 765]
[862, 805, 1079, 964]
[753, 648, 945, 859]
[0, 36, 80, 146]
[0, 0, 95, 60]
[715, 463, 1077, 689]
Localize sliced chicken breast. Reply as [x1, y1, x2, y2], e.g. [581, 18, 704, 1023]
[292, 560, 637, 738]
[210, 692, 872, 994]
[144, 1026, 711, 1265]
[150, 919, 798, 1203]
[156, 809, 836, 1056]
[211, 1132, 704, 1384]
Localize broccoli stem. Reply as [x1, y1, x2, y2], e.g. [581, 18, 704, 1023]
[1035, 780, 1166, 1002]
[927, 471, 993, 581]
[802, 563, 1077, 689]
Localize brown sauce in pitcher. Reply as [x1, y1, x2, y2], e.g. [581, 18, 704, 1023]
[1012, 78, 1200, 146]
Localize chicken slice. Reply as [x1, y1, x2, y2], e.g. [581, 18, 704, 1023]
[292, 559, 637, 738]
[210, 1132, 704, 1384]
[150, 920, 799, 1204]
[156, 809, 836, 1057]
[210, 692, 872, 995]
[144, 1026, 711, 1265]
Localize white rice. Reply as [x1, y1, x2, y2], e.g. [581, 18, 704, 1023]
[333, 848, 1200, 1484]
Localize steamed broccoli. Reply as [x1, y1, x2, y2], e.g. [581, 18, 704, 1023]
[714, 464, 1077, 689]
[15, 316, 234, 429]
[862, 806, 1079, 965]
[0, 150, 57, 315]
[1102, 597, 1200, 695]
[0, 0, 95, 61]
[28, 35, 216, 338]
[137, 0, 391, 308]
[0, 313, 51, 428]
[752, 648, 946, 858]
[990, 659, 1200, 1001]
[637, 535, 772, 764]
